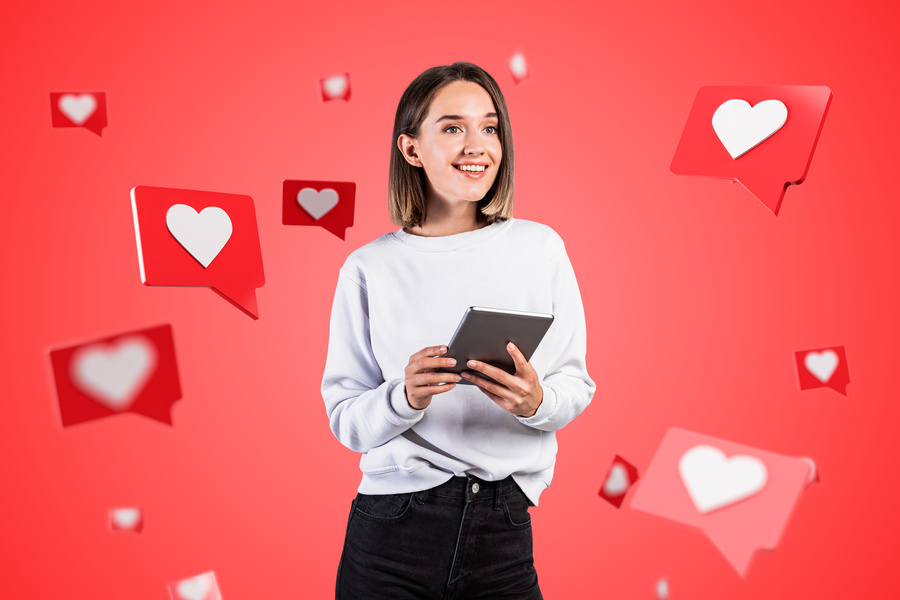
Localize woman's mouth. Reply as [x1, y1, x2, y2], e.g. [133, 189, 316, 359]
[454, 164, 488, 178]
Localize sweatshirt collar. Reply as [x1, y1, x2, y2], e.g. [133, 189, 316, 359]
[390, 218, 514, 251]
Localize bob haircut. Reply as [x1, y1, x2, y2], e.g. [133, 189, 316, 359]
[389, 62, 515, 228]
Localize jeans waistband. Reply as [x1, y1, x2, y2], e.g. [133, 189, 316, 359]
[426, 474, 520, 503]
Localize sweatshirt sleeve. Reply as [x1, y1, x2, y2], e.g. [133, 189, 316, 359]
[321, 267, 425, 453]
[517, 243, 596, 431]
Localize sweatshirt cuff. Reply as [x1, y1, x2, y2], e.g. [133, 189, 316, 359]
[517, 384, 557, 427]
[389, 379, 427, 421]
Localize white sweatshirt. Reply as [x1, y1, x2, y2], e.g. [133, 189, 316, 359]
[321, 217, 595, 505]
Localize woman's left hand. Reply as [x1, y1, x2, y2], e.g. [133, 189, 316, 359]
[460, 342, 543, 417]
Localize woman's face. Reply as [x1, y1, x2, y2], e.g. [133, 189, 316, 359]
[401, 80, 502, 208]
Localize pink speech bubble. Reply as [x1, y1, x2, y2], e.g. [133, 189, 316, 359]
[321, 73, 351, 101]
[132, 186, 266, 319]
[109, 507, 144, 533]
[671, 86, 832, 215]
[795, 345, 850, 396]
[50, 92, 108, 136]
[631, 428, 816, 577]
[49, 324, 181, 427]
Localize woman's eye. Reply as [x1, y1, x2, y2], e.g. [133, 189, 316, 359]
[444, 126, 461, 133]
[484, 126, 498, 134]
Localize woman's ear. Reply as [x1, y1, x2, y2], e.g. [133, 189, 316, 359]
[398, 134, 423, 167]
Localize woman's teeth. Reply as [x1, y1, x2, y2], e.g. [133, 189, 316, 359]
[455, 165, 486, 172]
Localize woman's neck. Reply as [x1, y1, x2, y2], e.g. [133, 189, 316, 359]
[404, 198, 487, 238]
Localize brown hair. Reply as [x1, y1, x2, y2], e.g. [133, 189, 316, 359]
[389, 62, 515, 228]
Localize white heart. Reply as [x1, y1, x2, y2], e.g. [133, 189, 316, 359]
[70, 336, 157, 410]
[602, 463, 629, 496]
[176, 573, 213, 600]
[59, 93, 97, 125]
[322, 74, 349, 99]
[509, 53, 527, 79]
[656, 578, 669, 600]
[166, 204, 233, 268]
[804, 350, 838, 383]
[296, 187, 339, 220]
[679, 445, 767, 514]
[712, 99, 787, 159]
[111, 508, 141, 529]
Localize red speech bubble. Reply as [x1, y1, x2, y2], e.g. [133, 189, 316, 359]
[631, 428, 816, 577]
[168, 571, 222, 600]
[321, 73, 351, 101]
[598, 454, 639, 508]
[109, 507, 144, 533]
[49, 92, 108, 136]
[795, 345, 850, 396]
[283, 179, 355, 240]
[132, 186, 265, 319]
[671, 86, 832, 215]
[49, 324, 181, 427]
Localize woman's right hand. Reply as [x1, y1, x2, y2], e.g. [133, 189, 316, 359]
[404, 345, 462, 410]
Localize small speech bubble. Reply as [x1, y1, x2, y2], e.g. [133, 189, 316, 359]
[50, 92, 108, 136]
[283, 179, 355, 240]
[168, 571, 222, 600]
[671, 86, 832, 215]
[795, 345, 849, 395]
[321, 73, 351, 101]
[109, 507, 143, 533]
[509, 52, 528, 84]
[631, 428, 816, 577]
[132, 186, 265, 319]
[598, 454, 639, 508]
[49, 324, 181, 427]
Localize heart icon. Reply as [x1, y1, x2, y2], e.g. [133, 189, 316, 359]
[111, 508, 141, 529]
[712, 98, 788, 159]
[804, 350, 838, 383]
[603, 463, 630, 497]
[58, 93, 97, 125]
[679, 445, 767, 514]
[509, 53, 528, 81]
[297, 187, 339, 220]
[166, 204, 233, 268]
[322, 74, 349, 99]
[70, 336, 157, 410]
[176, 574, 212, 600]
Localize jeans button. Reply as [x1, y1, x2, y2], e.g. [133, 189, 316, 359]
[472, 483, 480, 494]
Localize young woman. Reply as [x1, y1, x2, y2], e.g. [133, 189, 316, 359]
[322, 62, 595, 599]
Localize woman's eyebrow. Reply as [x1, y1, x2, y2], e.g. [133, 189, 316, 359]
[435, 112, 498, 123]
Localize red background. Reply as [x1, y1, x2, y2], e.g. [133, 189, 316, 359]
[2, 0, 898, 597]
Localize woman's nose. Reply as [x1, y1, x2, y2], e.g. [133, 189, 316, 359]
[463, 131, 485, 154]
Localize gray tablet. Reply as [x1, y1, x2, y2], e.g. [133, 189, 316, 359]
[437, 306, 554, 385]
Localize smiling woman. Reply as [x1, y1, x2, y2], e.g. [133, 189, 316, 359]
[321, 62, 595, 600]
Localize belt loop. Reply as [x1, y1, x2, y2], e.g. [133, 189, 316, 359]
[492, 480, 500, 511]
[415, 490, 426, 505]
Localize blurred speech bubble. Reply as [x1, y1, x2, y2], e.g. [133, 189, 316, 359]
[671, 86, 832, 215]
[169, 571, 222, 600]
[321, 73, 351, 101]
[50, 92, 108, 136]
[598, 454, 639, 508]
[795, 345, 850, 395]
[132, 185, 265, 318]
[283, 179, 355, 240]
[49, 324, 181, 427]
[109, 507, 144, 533]
[631, 428, 816, 577]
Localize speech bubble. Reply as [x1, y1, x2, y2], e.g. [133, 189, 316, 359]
[631, 428, 816, 577]
[168, 571, 222, 600]
[795, 345, 850, 395]
[671, 86, 832, 215]
[132, 185, 265, 318]
[49, 324, 181, 427]
[321, 73, 351, 101]
[283, 179, 355, 240]
[49, 92, 108, 136]
[109, 507, 144, 533]
[598, 454, 639, 508]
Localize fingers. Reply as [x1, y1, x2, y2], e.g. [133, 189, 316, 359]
[506, 342, 528, 369]
[409, 345, 448, 362]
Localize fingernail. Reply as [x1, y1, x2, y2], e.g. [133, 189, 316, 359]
[468, 360, 477, 368]
[441, 346, 448, 352]
[508, 342, 515, 350]
[460, 372, 469, 379]
[448, 359, 457, 366]
[455, 375, 462, 381]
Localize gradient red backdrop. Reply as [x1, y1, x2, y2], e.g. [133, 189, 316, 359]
[3, 0, 898, 598]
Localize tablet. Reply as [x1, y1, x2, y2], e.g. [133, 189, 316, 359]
[437, 306, 554, 386]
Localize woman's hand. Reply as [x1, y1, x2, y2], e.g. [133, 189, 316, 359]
[404, 345, 462, 410]
[460, 342, 543, 417]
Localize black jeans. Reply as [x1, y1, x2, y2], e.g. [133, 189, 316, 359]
[336, 475, 543, 600]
